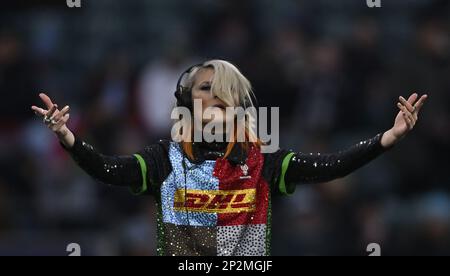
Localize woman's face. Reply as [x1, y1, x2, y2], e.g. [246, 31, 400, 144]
[191, 68, 229, 125]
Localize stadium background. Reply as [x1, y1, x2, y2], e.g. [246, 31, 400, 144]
[0, 0, 449, 255]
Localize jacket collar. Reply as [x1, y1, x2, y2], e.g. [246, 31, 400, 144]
[189, 141, 247, 166]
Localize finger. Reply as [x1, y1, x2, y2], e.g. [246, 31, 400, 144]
[39, 93, 54, 109]
[53, 105, 70, 121]
[398, 103, 414, 126]
[397, 102, 410, 115]
[408, 93, 420, 114]
[414, 94, 428, 113]
[399, 95, 416, 113]
[407, 112, 416, 128]
[403, 107, 416, 129]
[52, 109, 60, 119]
[407, 93, 419, 105]
[53, 114, 69, 130]
[402, 112, 413, 130]
[45, 104, 58, 119]
[400, 104, 414, 121]
[31, 106, 47, 117]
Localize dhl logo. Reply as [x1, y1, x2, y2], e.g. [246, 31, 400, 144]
[174, 189, 256, 214]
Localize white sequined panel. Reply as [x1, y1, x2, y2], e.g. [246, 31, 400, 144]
[217, 224, 267, 256]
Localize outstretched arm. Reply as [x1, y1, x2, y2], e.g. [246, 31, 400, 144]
[61, 137, 143, 188]
[284, 132, 386, 184]
[31, 93, 143, 188]
[284, 93, 428, 185]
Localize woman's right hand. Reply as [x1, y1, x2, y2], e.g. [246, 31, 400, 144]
[31, 93, 75, 148]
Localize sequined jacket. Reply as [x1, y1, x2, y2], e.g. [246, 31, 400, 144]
[62, 132, 389, 256]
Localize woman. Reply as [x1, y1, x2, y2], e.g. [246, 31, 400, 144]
[31, 60, 427, 256]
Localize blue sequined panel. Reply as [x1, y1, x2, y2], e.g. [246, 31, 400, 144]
[160, 142, 219, 226]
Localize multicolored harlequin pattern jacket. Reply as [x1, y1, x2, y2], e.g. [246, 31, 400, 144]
[62, 133, 388, 256]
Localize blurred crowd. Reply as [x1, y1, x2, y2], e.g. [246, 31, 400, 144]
[0, 0, 449, 255]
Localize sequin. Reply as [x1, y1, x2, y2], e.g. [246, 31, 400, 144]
[66, 131, 387, 256]
[160, 142, 218, 227]
[217, 224, 266, 256]
[284, 133, 387, 184]
[157, 142, 271, 256]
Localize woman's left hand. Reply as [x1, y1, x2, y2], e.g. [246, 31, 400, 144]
[381, 93, 428, 148]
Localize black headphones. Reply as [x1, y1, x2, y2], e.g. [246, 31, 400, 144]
[174, 63, 204, 111]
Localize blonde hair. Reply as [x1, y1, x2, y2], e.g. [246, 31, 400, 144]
[177, 60, 263, 160]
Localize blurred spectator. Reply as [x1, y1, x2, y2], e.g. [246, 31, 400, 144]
[137, 50, 192, 140]
[0, 30, 36, 129]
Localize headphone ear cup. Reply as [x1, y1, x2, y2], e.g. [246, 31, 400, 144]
[182, 89, 193, 110]
[174, 63, 203, 109]
[175, 87, 193, 110]
[174, 89, 183, 107]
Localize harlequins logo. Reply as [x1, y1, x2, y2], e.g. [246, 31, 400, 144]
[240, 164, 251, 179]
[174, 189, 256, 214]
